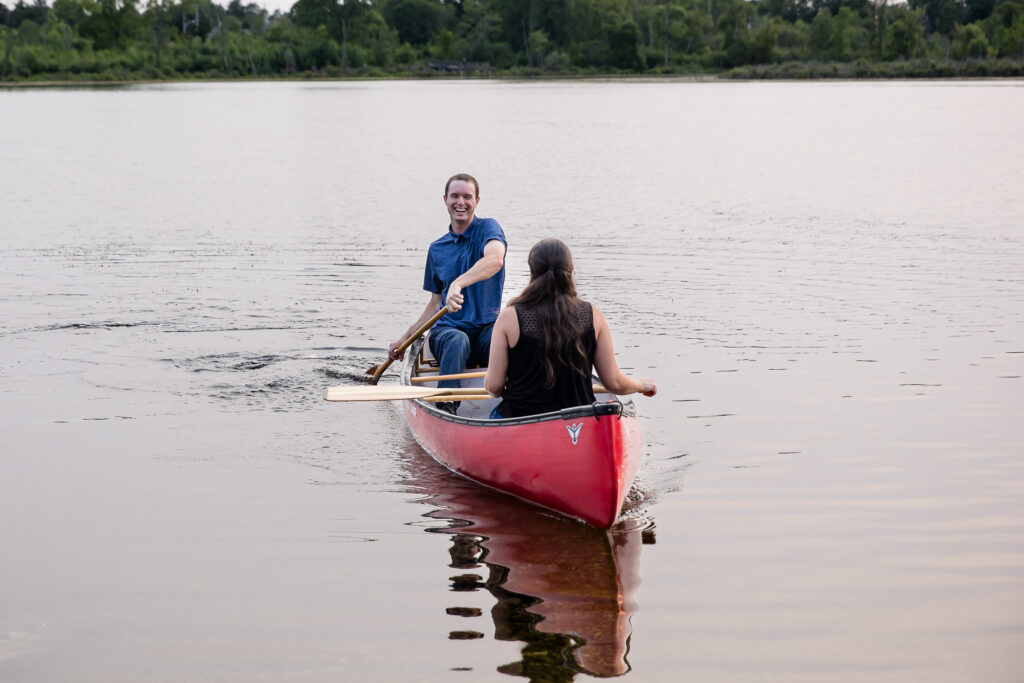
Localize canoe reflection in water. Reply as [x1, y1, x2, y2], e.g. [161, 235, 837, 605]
[401, 437, 652, 679]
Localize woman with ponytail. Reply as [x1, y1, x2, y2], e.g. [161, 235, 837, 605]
[484, 239, 656, 419]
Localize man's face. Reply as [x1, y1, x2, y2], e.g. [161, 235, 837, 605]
[445, 180, 478, 226]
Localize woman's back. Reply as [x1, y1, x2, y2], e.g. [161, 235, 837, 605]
[498, 300, 597, 418]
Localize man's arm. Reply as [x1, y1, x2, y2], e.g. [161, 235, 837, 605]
[389, 292, 443, 361]
[445, 239, 506, 312]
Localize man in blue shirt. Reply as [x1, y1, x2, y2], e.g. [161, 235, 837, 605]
[389, 174, 507, 412]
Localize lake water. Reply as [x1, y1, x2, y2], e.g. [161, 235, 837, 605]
[1, 79, 1022, 682]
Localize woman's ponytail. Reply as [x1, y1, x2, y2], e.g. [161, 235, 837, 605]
[507, 239, 590, 388]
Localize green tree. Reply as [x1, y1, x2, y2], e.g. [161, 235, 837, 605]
[291, 0, 372, 67]
[144, 0, 173, 69]
[10, 0, 49, 26]
[964, 0, 998, 22]
[608, 17, 642, 69]
[808, 6, 834, 57]
[751, 16, 782, 62]
[78, 0, 146, 50]
[17, 15, 39, 43]
[909, 0, 960, 34]
[760, 0, 815, 23]
[637, 0, 713, 66]
[987, 0, 1024, 56]
[428, 26, 454, 58]
[53, 0, 89, 48]
[883, 7, 924, 58]
[491, 0, 575, 56]
[452, 0, 504, 63]
[528, 26, 549, 66]
[384, 0, 443, 46]
[1, 25, 16, 81]
[717, 0, 755, 65]
[953, 20, 991, 55]
[775, 16, 809, 59]
[835, 6, 871, 59]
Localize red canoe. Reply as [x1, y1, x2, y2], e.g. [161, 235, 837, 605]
[399, 337, 643, 528]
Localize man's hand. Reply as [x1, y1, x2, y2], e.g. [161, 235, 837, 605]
[446, 283, 464, 312]
[388, 340, 405, 361]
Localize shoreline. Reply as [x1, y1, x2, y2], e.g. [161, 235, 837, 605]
[2, 68, 1022, 88]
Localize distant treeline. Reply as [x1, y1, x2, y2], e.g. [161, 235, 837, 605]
[1, 0, 1023, 81]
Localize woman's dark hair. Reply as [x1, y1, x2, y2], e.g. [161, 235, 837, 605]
[508, 238, 590, 389]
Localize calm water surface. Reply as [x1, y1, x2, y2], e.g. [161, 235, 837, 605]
[1, 80, 1022, 681]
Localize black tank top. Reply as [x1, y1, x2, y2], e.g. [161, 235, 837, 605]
[498, 300, 597, 418]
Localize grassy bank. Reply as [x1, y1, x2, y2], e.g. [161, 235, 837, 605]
[2, 58, 1023, 85]
[727, 58, 1024, 79]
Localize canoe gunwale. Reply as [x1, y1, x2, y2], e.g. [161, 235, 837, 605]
[408, 396, 634, 427]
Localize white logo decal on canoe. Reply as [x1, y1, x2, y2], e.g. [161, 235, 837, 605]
[567, 422, 583, 445]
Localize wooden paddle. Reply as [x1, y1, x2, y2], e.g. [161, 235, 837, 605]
[420, 391, 612, 402]
[325, 384, 609, 402]
[365, 308, 447, 385]
[422, 394, 493, 402]
[410, 370, 486, 383]
[325, 385, 488, 402]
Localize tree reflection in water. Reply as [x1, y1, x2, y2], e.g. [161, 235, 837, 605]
[399, 435, 652, 680]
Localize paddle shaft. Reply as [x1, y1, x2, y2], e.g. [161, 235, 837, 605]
[422, 394, 492, 402]
[326, 385, 490, 402]
[368, 308, 447, 384]
[410, 370, 486, 383]
[326, 383, 609, 402]
[424, 385, 608, 401]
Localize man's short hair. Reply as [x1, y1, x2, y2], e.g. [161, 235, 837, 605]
[445, 173, 479, 199]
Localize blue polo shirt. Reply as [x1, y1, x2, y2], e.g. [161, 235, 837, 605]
[424, 216, 506, 332]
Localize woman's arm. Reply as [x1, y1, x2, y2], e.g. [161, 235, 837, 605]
[592, 305, 657, 397]
[484, 306, 518, 397]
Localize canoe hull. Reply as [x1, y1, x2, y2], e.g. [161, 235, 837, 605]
[401, 339, 641, 528]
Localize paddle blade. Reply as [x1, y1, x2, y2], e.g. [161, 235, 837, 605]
[364, 308, 447, 384]
[364, 358, 395, 384]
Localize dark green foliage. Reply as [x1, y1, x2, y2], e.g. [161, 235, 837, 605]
[964, 0, 999, 23]
[608, 18, 641, 69]
[10, 0, 50, 26]
[1, 0, 1022, 81]
[384, 0, 444, 46]
[884, 7, 925, 59]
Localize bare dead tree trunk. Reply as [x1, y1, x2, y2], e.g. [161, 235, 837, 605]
[155, 18, 163, 68]
[247, 37, 257, 76]
[2, 31, 13, 81]
[340, 18, 348, 69]
[219, 18, 229, 72]
[523, 22, 531, 66]
[874, 0, 888, 58]
[664, 4, 670, 67]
